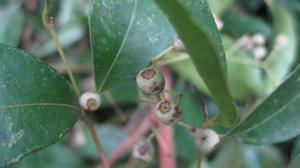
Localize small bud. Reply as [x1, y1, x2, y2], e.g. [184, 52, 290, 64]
[132, 139, 154, 162]
[252, 33, 266, 46]
[136, 67, 165, 95]
[195, 128, 220, 154]
[253, 46, 268, 59]
[155, 99, 181, 125]
[174, 38, 186, 51]
[241, 35, 255, 51]
[79, 92, 101, 111]
[275, 34, 288, 50]
[213, 14, 223, 30]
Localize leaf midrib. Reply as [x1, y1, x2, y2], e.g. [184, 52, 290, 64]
[235, 90, 300, 136]
[97, 0, 138, 92]
[0, 103, 80, 111]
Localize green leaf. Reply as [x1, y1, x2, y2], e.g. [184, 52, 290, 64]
[165, 52, 210, 96]
[101, 80, 138, 107]
[222, 12, 272, 38]
[11, 143, 84, 168]
[262, 0, 298, 96]
[154, 0, 237, 126]
[0, 44, 80, 167]
[90, 0, 176, 92]
[178, 0, 227, 70]
[167, 35, 264, 101]
[0, 3, 24, 46]
[222, 35, 263, 101]
[229, 64, 300, 144]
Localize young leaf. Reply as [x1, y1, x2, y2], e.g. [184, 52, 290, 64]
[154, 0, 237, 126]
[0, 44, 80, 167]
[229, 64, 300, 144]
[89, 0, 176, 92]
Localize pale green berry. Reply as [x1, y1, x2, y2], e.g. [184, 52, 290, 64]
[253, 46, 268, 59]
[155, 99, 181, 125]
[79, 92, 101, 111]
[252, 33, 266, 46]
[195, 128, 220, 154]
[132, 139, 154, 162]
[136, 67, 165, 95]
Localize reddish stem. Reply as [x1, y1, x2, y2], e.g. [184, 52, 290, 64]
[157, 67, 177, 168]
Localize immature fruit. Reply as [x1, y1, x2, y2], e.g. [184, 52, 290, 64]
[252, 33, 266, 46]
[136, 67, 165, 95]
[253, 46, 268, 59]
[195, 128, 220, 154]
[132, 139, 154, 162]
[155, 99, 181, 125]
[79, 92, 101, 111]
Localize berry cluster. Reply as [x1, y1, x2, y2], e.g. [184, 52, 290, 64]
[133, 66, 220, 162]
[136, 67, 182, 125]
[242, 33, 288, 60]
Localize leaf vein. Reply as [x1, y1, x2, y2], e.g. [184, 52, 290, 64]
[0, 103, 80, 111]
[97, 0, 138, 92]
[236, 91, 300, 136]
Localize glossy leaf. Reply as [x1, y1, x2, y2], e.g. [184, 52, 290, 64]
[229, 64, 300, 144]
[11, 143, 84, 168]
[0, 44, 80, 166]
[90, 0, 176, 92]
[178, 0, 227, 70]
[101, 80, 138, 107]
[154, 0, 237, 126]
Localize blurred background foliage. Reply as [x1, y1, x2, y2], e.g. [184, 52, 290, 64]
[1, 0, 300, 167]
